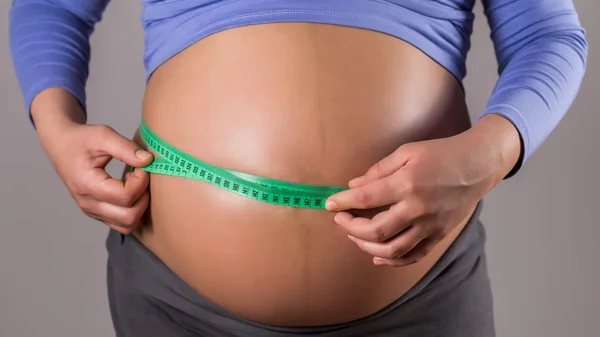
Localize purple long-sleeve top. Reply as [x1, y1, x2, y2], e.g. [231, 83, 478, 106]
[8, 0, 588, 175]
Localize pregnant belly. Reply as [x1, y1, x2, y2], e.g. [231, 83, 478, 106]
[134, 22, 473, 326]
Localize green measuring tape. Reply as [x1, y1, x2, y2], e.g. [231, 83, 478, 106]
[136, 121, 348, 209]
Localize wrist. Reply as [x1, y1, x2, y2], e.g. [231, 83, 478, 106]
[31, 87, 86, 139]
[464, 114, 523, 184]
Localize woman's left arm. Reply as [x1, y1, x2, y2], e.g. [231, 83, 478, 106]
[325, 0, 588, 266]
[476, 0, 588, 177]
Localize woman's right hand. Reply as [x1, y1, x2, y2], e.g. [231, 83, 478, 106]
[33, 89, 154, 234]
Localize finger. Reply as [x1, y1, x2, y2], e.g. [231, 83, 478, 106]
[85, 212, 134, 235]
[373, 237, 441, 267]
[87, 190, 149, 229]
[347, 225, 426, 260]
[122, 168, 150, 204]
[121, 164, 133, 181]
[106, 222, 135, 235]
[348, 147, 410, 187]
[86, 167, 150, 207]
[103, 219, 135, 235]
[91, 125, 153, 168]
[326, 175, 402, 211]
[333, 206, 413, 242]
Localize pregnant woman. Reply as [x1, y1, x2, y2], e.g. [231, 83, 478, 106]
[9, 1, 587, 336]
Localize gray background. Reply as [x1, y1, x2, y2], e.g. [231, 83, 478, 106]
[0, 1, 597, 336]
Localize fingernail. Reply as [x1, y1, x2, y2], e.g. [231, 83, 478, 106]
[136, 150, 152, 161]
[349, 176, 364, 187]
[347, 234, 356, 242]
[373, 258, 384, 266]
[325, 200, 338, 211]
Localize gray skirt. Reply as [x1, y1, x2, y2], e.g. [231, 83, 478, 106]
[106, 201, 495, 337]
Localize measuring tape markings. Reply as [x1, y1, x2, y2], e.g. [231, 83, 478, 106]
[136, 121, 348, 209]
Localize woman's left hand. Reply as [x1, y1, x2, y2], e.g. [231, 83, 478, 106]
[325, 116, 521, 266]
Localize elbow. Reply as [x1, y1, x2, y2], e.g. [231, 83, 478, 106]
[555, 28, 588, 90]
[574, 28, 589, 72]
[498, 26, 588, 78]
[10, 0, 69, 13]
[550, 24, 589, 72]
[546, 18, 589, 69]
[10, 0, 108, 27]
[494, 3, 589, 75]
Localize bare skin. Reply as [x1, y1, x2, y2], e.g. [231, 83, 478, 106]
[33, 23, 519, 328]
[133, 23, 478, 326]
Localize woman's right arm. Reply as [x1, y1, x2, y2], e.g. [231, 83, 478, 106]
[9, 0, 154, 234]
[10, 0, 110, 125]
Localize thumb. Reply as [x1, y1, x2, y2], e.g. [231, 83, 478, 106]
[95, 127, 154, 167]
[349, 146, 410, 188]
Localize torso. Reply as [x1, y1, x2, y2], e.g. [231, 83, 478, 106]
[133, 23, 474, 326]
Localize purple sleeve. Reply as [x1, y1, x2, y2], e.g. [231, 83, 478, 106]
[8, 0, 110, 125]
[480, 0, 588, 176]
